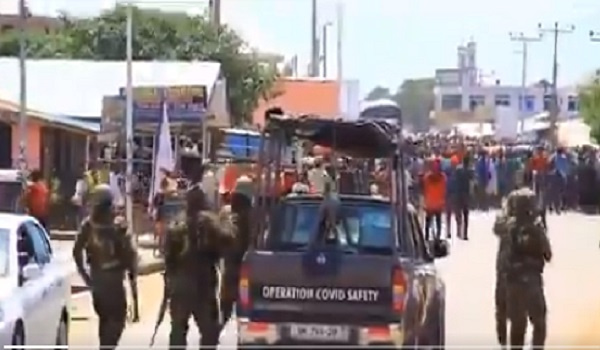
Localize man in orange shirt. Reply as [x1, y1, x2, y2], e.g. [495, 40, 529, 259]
[423, 158, 447, 240]
[25, 169, 50, 231]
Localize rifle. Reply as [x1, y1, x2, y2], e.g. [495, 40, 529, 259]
[150, 273, 170, 346]
[128, 272, 140, 323]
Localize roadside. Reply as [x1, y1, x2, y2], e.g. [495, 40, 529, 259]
[52, 237, 164, 295]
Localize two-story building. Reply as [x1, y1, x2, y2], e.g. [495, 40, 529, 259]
[431, 40, 580, 129]
[434, 83, 579, 121]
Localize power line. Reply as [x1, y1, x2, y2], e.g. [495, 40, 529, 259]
[538, 22, 575, 146]
[509, 31, 541, 133]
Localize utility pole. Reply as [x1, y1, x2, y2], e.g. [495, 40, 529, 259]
[590, 30, 600, 81]
[18, 0, 27, 174]
[321, 22, 332, 78]
[538, 22, 574, 146]
[310, 0, 319, 77]
[209, 0, 221, 26]
[509, 31, 541, 134]
[336, 1, 343, 81]
[125, 4, 135, 239]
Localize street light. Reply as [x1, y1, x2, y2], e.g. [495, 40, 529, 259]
[321, 21, 333, 78]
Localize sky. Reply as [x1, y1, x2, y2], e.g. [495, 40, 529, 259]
[3, 0, 600, 96]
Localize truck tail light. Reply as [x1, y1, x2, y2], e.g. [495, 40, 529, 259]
[392, 267, 408, 313]
[238, 263, 251, 311]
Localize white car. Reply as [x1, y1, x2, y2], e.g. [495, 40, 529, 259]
[0, 213, 71, 347]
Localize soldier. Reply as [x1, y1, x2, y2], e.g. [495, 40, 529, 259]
[163, 182, 233, 349]
[492, 197, 512, 349]
[72, 184, 139, 350]
[501, 187, 552, 350]
[219, 175, 253, 329]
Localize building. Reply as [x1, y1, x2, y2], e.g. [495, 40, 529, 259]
[252, 78, 341, 127]
[0, 4, 61, 34]
[433, 40, 580, 127]
[0, 58, 228, 176]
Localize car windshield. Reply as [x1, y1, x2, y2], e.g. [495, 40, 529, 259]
[273, 201, 394, 254]
[0, 182, 22, 212]
[0, 228, 9, 277]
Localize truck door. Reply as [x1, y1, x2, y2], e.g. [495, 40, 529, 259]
[407, 212, 436, 332]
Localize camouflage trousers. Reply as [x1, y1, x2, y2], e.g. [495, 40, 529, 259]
[168, 275, 220, 350]
[506, 275, 547, 350]
[90, 269, 128, 350]
[494, 275, 508, 346]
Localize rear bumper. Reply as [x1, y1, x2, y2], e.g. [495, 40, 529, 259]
[237, 318, 404, 347]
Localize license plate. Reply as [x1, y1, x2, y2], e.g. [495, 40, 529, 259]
[289, 324, 350, 342]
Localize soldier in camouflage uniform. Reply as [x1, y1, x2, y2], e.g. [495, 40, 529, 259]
[219, 175, 253, 330]
[72, 184, 139, 350]
[494, 187, 552, 350]
[493, 197, 511, 348]
[164, 183, 235, 349]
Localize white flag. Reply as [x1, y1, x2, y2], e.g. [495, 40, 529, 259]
[148, 101, 175, 205]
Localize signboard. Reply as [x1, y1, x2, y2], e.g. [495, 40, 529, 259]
[435, 69, 461, 87]
[117, 85, 208, 123]
[101, 96, 126, 136]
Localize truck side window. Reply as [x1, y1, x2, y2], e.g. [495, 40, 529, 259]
[24, 221, 51, 265]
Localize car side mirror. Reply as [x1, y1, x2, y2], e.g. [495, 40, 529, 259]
[429, 239, 449, 259]
[22, 263, 42, 281]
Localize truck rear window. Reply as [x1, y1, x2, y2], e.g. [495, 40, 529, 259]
[272, 202, 394, 252]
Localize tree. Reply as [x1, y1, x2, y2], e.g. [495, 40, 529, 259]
[0, 6, 278, 125]
[365, 78, 435, 132]
[578, 78, 600, 143]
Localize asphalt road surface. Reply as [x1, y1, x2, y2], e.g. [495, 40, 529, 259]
[69, 211, 600, 348]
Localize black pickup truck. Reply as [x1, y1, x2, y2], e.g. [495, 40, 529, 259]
[236, 194, 448, 349]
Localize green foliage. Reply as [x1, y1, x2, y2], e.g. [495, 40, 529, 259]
[0, 6, 278, 125]
[365, 78, 435, 132]
[578, 79, 600, 143]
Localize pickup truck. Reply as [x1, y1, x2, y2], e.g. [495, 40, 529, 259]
[0, 213, 71, 347]
[236, 194, 448, 349]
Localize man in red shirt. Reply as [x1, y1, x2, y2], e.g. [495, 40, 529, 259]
[25, 169, 49, 231]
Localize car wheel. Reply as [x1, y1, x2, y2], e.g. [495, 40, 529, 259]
[55, 314, 68, 347]
[12, 324, 25, 346]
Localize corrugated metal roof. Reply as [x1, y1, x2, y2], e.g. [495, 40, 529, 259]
[0, 97, 100, 132]
[0, 58, 221, 118]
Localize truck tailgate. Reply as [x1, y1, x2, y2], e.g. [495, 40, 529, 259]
[244, 250, 396, 324]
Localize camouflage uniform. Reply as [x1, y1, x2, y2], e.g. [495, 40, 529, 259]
[164, 185, 234, 349]
[502, 187, 552, 350]
[72, 185, 138, 350]
[220, 176, 253, 329]
[492, 203, 511, 348]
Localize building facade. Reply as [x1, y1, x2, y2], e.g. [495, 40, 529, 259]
[434, 83, 579, 120]
[433, 40, 579, 126]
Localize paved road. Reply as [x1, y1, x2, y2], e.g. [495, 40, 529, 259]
[69, 212, 600, 348]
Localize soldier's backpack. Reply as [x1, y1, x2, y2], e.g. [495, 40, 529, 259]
[505, 188, 547, 274]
